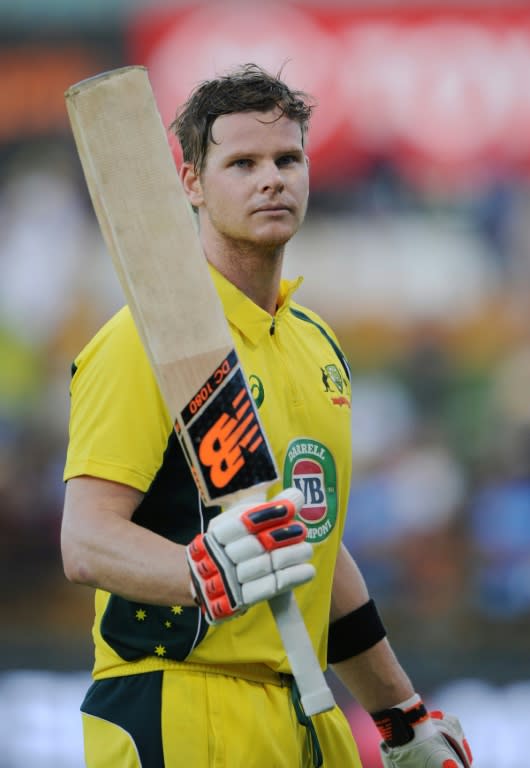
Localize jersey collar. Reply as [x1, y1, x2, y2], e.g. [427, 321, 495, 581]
[208, 264, 303, 345]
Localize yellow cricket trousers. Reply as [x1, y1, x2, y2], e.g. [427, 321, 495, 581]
[81, 666, 362, 767]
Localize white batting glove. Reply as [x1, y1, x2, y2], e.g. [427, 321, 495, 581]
[186, 488, 315, 624]
[373, 694, 473, 768]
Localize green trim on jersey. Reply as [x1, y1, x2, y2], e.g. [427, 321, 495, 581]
[289, 307, 351, 384]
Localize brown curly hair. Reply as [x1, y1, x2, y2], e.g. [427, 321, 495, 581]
[170, 63, 314, 172]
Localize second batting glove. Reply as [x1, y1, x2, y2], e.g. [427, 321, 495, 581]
[373, 694, 473, 768]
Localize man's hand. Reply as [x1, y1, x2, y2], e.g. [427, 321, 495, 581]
[378, 708, 473, 768]
[186, 488, 314, 624]
[373, 694, 472, 768]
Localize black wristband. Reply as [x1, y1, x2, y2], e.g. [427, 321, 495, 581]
[327, 598, 387, 664]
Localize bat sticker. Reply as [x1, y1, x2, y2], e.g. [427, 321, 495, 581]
[181, 357, 276, 497]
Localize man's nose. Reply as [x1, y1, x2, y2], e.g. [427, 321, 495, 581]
[259, 163, 284, 192]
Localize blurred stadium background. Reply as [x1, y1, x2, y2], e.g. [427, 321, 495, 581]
[2, 0, 530, 765]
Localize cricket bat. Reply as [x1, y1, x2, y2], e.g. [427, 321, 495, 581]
[64, 66, 334, 716]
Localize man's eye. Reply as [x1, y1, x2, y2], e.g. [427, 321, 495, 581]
[277, 155, 297, 167]
[234, 158, 252, 168]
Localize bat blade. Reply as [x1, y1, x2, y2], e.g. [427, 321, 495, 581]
[65, 66, 335, 715]
[65, 66, 276, 507]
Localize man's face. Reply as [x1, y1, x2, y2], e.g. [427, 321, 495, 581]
[189, 109, 310, 249]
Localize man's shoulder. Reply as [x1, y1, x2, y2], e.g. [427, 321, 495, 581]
[94, 304, 137, 340]
[100, 304, 135, 333]
[74, 305, 143, 368]
[288, 300, 340, 342]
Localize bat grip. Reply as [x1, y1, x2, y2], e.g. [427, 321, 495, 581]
[269, 591, 335, 716]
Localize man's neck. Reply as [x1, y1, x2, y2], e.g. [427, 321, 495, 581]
[203, 237, 285, 316]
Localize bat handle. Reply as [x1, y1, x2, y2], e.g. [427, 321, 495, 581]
[227, 487, 335, 715]
[269, 591, 335, 716]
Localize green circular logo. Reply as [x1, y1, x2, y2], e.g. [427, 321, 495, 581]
[283, 438, 337, 543]
[248, 374, 265, 408]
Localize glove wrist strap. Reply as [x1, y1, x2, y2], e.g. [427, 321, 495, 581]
[372, 693, 435, 747]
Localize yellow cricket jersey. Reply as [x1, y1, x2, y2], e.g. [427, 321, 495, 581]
[64, 266, 353, 680]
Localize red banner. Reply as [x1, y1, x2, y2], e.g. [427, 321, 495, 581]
[126, 3, 530, 188]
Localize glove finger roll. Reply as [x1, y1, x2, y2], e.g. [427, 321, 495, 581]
[275, 563, 315, 592]
[209, 514, 248, 546]
[225, 534, 264, 564]
[257, 522, 308, 551]
[242, 574, 277, 605]
[271, 541, 313, 569]
[236, 553, 273, 583]
[241, 500, 296, 534]
[241, 563, 315, 605]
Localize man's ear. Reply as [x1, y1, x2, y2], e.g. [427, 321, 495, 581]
[179, 162, 204, 207]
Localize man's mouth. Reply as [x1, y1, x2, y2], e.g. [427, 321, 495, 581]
[253, 204, 291, 213]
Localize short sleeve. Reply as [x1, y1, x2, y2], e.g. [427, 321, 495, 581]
[63, 307, 172, 492]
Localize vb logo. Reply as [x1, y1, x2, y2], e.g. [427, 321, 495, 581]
[198, 386, 264, 489]
[283, 438, 337, 542]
